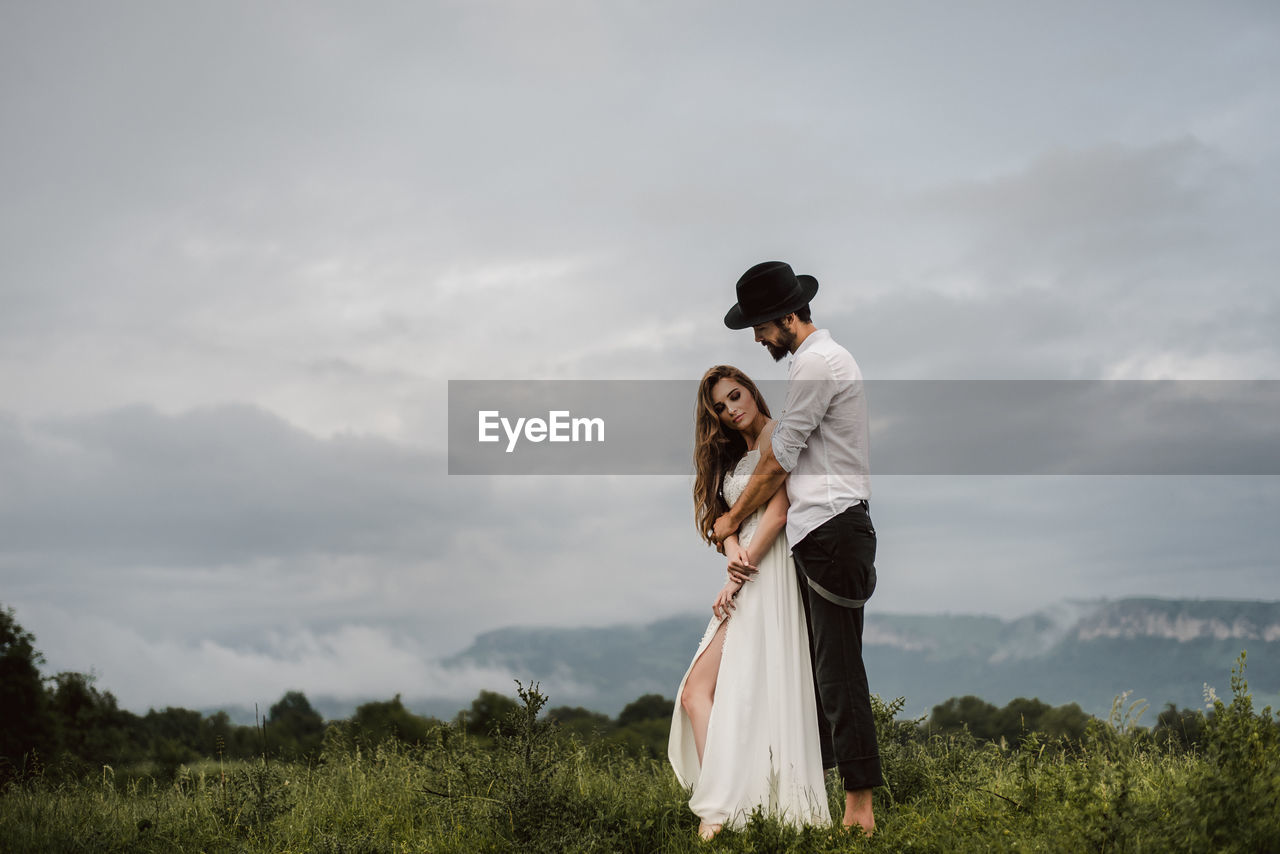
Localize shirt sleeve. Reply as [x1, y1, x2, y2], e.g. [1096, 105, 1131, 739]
[771, 352, 838, 473]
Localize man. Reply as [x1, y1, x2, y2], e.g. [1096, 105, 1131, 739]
[711, 260, 883, 836]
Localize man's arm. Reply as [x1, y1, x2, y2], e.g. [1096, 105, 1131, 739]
[713, 353, 841, 544]
[770, 353, 839, 473]
[711, 422, 786, 545]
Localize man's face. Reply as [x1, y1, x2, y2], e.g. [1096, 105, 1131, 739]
[752, 317, 797, 362]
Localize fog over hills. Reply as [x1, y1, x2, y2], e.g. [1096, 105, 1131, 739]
[438, 598, 1280, 720]
[203, 598, 1280, 725]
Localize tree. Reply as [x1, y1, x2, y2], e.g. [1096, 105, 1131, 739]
[202, 709, 259, 759]
[1037, 701, 1091, 742]
[996, 697, 1054, 744]
[464, 689, 520, 736]
[46, 671, 142, 765]
[608, 717, 671, 759]
[930, 695, 1093, 747]
[266, 690, 325, 757]
[609, 695, 675, 759]
[1154, 703, 1207, 751]
[617, 694, 674, 727]
[144, 706, 204, 767]
[352, 695, 435, 746]
[929, 695, 1000, 740]
[0, 605, 54, 772]
[546, 705, 613, 739]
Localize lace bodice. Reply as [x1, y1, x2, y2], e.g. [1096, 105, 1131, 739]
[723, 449, 763, 547]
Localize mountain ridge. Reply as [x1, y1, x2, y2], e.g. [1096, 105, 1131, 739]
[443, 597, 1280, 719]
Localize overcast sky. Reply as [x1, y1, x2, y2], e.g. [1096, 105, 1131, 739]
[2, 1, 1278, 713]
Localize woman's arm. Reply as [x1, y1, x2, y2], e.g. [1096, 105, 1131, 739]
[715, 534, 749, 618]
[714, 487, 786, 614]
[723, 533, 757, 585]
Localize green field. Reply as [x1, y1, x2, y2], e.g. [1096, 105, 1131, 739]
[3, 659, 1278, 854]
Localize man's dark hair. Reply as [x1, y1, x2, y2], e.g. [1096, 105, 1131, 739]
[763, 305, 812, 331]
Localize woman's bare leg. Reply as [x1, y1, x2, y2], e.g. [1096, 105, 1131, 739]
[680, 618, 729, 840]
[681, 618, 728, 762]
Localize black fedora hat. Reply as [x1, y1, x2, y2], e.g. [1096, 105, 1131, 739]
[724, 261, 819, 329]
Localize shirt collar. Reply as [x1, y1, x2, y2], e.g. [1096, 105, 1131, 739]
[791, 328, 829, 360]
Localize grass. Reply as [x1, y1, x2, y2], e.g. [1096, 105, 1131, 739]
[3, 661, 1278, 853]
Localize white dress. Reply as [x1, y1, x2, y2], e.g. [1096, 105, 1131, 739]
[668, 449, 831, 829]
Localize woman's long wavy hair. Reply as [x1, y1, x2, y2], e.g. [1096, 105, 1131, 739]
[693, 365, 772, 546]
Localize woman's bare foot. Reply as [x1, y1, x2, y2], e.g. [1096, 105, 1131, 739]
[698, 821, 723, 841]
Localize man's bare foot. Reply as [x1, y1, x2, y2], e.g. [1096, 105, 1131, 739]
[698, 822, 723, 841]
[843, 788, 875, 837]
[843, 817, 875, 837]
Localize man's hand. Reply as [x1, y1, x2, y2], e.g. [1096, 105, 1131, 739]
[712, 512, 738, 546]
[725, 540, 757, 584]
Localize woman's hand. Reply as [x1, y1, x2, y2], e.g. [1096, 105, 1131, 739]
[725, 540, 758, 585]
[713, 579, 743, 620]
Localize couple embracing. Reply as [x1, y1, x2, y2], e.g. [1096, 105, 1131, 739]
[667, 261, 883, 840]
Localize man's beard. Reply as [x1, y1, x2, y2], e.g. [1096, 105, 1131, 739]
[765, 324, 797, 361]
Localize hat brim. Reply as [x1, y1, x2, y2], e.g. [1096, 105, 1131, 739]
[723, 275, 819, 329]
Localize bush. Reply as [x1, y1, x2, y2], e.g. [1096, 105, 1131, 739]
[3, 657, 1279, 852]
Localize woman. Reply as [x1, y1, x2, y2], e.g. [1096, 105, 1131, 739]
[668, 366, 831, 840]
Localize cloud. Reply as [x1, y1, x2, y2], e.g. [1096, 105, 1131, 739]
[2, 2, 1279, 713]
[0, 405, 713, 688]
[826, 139, 1280, 380]
[15, 600, 525, 711]
[0, 404, 466, 565]
[868, 474, 1280, 619]
[4, 399, 1280, 713]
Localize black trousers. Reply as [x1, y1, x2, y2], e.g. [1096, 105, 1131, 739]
[791, 503, 885, 792]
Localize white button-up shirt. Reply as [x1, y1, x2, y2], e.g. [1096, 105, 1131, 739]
[770, 328, 871, 547]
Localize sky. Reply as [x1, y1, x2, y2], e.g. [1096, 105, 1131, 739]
[2, 0, 1279, 714]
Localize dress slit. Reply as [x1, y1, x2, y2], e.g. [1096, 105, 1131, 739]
[668, 448, 829, 830]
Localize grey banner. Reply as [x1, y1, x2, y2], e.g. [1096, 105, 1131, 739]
[447, 380, 1280, 475]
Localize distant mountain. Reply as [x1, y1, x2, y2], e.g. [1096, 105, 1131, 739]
[442, 598, 1280, 719]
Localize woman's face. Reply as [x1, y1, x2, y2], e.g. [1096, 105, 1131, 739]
[709, 377, 759, 433]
